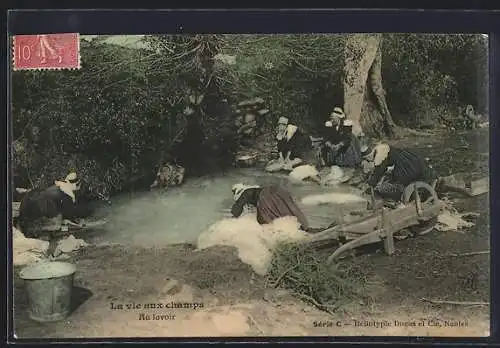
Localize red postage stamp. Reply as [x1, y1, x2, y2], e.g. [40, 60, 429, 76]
[12, 33, 81, 71]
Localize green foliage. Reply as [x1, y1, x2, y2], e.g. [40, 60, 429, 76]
[217, 33, 487, 132]
[12, 35, 236, 196]
[382, 33, 488, 128]
[11, 33, 488, 197]
[266, 241, 371, 313]
[12, 39, 190, 195]
[219, 34, 346, 133]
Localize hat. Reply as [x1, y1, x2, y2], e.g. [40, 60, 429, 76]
[343, 119, 353, 126]
[360, 143, 374, 157]
[65, 172, 79, 183]
[278, 117, 289, 125]
[330, 107, 345, 119]
[232, 183, 245, 194]
[232, 183, 261, 201]
[324, 120, 333, 128]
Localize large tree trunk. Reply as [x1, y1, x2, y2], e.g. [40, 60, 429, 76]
[343, 34, 397, 138]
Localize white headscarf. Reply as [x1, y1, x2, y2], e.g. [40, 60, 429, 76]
[276, 117, 289, 141]
[278, 117, 289, 125]
[361, 143, 390, 166]
[54, 171, 81, 203]
[330, 107, 346, 120]
[231, 183, 261, 201]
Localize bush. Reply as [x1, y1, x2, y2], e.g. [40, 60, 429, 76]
[11, 34, 488, 197]
[382, 33, 488, 128]
[12, 35, 237, 196]
[219, 34, 346, 134]
[216, 34, 488, 134]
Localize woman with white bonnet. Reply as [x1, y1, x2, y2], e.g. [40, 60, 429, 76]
[321, 107, 362, 169]
[265, 117, 311, 172]
[230, 183, 336, 233]
[15, 171, 83, 239]
[360, 141, 437, 201]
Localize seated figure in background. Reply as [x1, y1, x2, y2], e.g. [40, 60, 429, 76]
[360, 142, 437, 201]
[265, 117, 311, 172]
[150, 163, 186, 190]
[320, 107, 362, 169]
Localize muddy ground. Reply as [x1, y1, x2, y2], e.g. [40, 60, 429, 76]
[13, 128, 491, 338]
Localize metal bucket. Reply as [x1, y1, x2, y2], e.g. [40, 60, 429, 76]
[19, 261, 77, 323]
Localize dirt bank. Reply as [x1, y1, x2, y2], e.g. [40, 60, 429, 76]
[13, 192, 490, 338]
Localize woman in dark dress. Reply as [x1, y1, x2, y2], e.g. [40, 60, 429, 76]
[321, 107, 362, 168]
[361, 142, 438, 201]
[329, 119, 362, 168]
[266, 117, 311, 172]
[230, 183, 336, 233]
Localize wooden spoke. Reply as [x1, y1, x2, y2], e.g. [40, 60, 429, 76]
[402, 181, 440, 236]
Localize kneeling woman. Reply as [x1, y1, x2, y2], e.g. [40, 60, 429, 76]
[361, 142, 437, 201]
[266, 117, 311, 172]
[15, 172, 88, 237]
[230, 183, 335, 233]
[321, 108, 362, 169]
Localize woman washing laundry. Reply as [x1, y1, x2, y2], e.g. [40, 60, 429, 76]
[230, 183, 336, 233]
[15, 171, 90, 257]
[265, 117, 311, 172]
[320, 107, 362, 169]
[360, 142, 438, 201]
[15, 172, 86, 238]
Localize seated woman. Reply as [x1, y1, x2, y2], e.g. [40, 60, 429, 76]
[360, 142, 438, 201]
[320, 107, 362, 169]
[230, 183, 335, 233]
[265, 117, 311, 172]
[320, 108, 343, 165]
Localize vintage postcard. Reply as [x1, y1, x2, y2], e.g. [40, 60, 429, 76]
[10, 33, 490, 338]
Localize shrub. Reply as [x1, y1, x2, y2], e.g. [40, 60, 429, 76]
[11, 34, 488, 196]
[382, 33, 488, 128]
[219, 34, 346, 134]
[11, 35, 236, 196]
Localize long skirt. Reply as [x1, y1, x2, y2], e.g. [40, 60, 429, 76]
[375, 150, 437, 201]
[374, 181, 406, 201]
[322, 136, 362, 168]
[374, 167, 436, 202]
[256, 185, 309, 229]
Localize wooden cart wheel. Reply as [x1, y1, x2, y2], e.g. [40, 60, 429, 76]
[402, 181, 439, 235]
[402, 181, 438, 204]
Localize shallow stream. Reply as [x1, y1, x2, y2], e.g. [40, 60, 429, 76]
[84, 168, 367, 246]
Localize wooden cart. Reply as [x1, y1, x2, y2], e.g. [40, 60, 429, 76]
[304, 181, 442, 263]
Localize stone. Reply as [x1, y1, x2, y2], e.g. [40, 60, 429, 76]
[163, 279, 182, 295]
[55, 234, 89, 255]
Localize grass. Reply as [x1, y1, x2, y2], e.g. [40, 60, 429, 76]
[266, 241, 372, 314]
